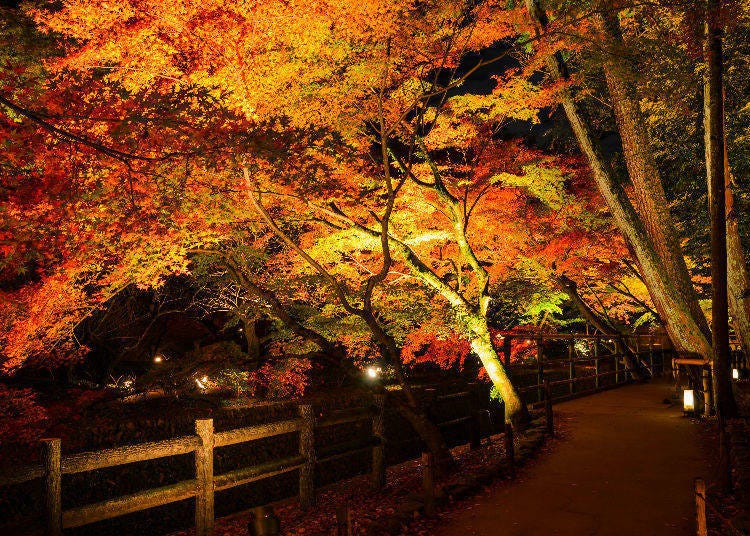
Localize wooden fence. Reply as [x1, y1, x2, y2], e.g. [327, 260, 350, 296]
[500, 333, 669, 405]
[0, 398, 386, 536]
[0, 332, 670, 535]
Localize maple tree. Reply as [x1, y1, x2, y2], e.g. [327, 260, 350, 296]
[3, 0, 746, 450]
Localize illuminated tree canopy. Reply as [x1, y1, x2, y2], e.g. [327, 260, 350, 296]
[1, 0, 749, 439]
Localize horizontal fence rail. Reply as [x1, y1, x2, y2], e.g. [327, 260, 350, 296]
[498, 333, 670, 406]
[0, 398, 387, 536]
[0, 332, 672, 535]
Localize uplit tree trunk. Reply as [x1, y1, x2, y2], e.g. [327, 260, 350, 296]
[525, 0, 713, 362]
[704, 0, 737, 420]
[384, 142, 528, 426]
[597, 10, 711, 343]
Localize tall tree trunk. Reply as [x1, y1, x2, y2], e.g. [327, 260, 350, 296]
[724, 113, 750, 356]
[464, 314, 529, 427]
[525, 0, 712, 361]
[597, 11, 711, 343]
[704, 0, 737, 419]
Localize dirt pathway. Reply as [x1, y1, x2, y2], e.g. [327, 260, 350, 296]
[430, 381, 707, 536]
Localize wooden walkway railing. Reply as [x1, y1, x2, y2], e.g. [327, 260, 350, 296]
[0, 332, 671, 535]
[0, 398, 386, 536]
[500, 333, 669, 405]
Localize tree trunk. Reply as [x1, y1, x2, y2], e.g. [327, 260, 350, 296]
[704, 0, 737, 419]
[242, 317, 261, 360]
[553, 274, 648, 380]
[525, 0, 713, 362]
[464, 314, 529, 427]
[597, 11, 711, 344]
[553, 274, 615, 335]
[390, 396, 455, 474]
[724, 114, 750, 357]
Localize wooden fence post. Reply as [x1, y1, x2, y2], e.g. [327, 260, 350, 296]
[469, 384, 481, 450]
[422, 452, 435, 517]
[649, 336, 655, 375]
[536, 336, 544, 404]
[336, 503, 353, 536]
[695, 477, 708, 536]
[371, 394, 386, 490]
[568, 341, 576, 395]
[299, 404, 315, 509]
[614, 340, 621, 384]
[195, 419, 214, 536]
[544, 379, 554, 437]
[594, 335, 600, 390]
[504, 422, 515, 479]
[42, 438, 62, 536]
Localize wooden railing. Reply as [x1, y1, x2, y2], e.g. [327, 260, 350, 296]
[0, 332, 671, 535]
[499, 333, 669, 405]
[0, 398, 385, 536]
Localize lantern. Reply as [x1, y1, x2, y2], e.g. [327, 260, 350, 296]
[683, 389, 695, 414]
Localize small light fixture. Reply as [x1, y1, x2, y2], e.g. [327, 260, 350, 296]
[683, 389, 695, 414]
[195, 376, 209, 390]
[153, 356, 163, 363]
[366, 366, 381, 379]
[733, 368, 740, 380]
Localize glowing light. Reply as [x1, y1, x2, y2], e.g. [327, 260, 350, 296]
[683, 389, 695, 413]
[195, 376, 209, 390]
[525, 339, 532, 344]
[366, 367, 381, 379]
[733, 368, 740, 380]
[153, 356, 163, 363]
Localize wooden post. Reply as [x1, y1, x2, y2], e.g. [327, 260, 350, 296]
[536, 336, 544, 404]
[594, 335, 600, 390]
[504, 422, 515, 479]
[469, 385, 481, 450]
[42, 439, 62, 536]
[568, 341, 576, 395]
[649, 336, 655, 375]
[195, 419, 214, 536]
[336, 503, 353, 536]
[371, 394, 386, 490]
[544, 379, 554, 437]
[422, 452, 435, 517]
[298, 404, 315, 509]
[614, 340, 621, 384]
[695, 478, 708, 536]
